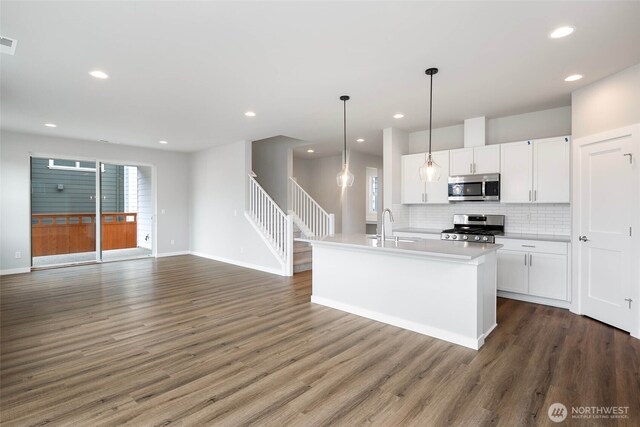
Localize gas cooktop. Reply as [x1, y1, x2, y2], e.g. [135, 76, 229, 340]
[440, 214, 505, 244]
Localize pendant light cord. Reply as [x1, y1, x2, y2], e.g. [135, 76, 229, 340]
[428, 72, 433, 157]
[343, 98, 347, 165]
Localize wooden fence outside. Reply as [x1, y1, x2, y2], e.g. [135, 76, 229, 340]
[32, 213, 137, 256]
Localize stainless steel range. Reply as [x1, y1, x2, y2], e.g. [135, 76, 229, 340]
[441, 214, 505, 244]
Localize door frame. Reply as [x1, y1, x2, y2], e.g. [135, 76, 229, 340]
[571, 124, 640, 338]
[29, 152, 158, 266]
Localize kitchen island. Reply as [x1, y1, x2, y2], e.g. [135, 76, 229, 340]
[299, 234, 502, 350]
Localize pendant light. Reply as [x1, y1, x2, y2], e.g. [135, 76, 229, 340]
[419, 67, 441, 182]
[336, 95, 354, 188]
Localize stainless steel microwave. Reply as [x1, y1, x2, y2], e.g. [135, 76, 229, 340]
[448, 173, 500, 202]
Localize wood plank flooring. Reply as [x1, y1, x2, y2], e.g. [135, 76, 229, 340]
[1, 255, 638, 426]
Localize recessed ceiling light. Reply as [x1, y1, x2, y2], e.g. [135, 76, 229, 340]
[159, 140, 168, 144]
[244, 111, 256, 117]
[549, 26, 575, 39]
[393, 113, 404, 119]
[356, 138, 365, 143]
[44, 123, 57, 128]
[307, 149, 315, 153]
[564, 74, 583, 82]
[89, 70, 109, 79]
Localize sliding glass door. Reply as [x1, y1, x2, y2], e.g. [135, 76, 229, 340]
[31, 157, 98, 267]
[100, 162, 152, 262]
[31, 157, 153, 268]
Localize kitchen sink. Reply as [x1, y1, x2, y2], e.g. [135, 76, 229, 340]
[367, 235, 416, 243]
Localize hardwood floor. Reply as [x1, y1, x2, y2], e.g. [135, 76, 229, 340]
[1, 255, 638, 426]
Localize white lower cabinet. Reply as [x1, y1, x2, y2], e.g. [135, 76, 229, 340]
[496, 250, 528, 294]
[528, 252, 568, 300]
[496, 238, 569, 306]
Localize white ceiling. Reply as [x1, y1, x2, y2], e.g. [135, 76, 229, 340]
[2, 1, 639, 158]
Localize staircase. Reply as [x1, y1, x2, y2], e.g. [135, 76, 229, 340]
[289, 177, 335, 273]
[245, 174, 333, 276]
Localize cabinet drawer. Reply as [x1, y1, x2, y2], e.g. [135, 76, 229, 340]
[495, 238, 568, 255]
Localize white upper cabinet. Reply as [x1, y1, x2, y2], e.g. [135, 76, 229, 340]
[450, 146, 500, 175]
[401, 153, 426, 204]
[449, 148, 474, 175]
[473, 145, 500, 174]
[533, 136, 571, 203]
[500, 141, 533, 203]
[500, 136, 570, 203]
[401, 151, 450, 204]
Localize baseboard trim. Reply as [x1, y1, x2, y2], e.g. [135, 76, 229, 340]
[310, 295, 483, 350]
[497, 291, 571, 309]
[191, 251, 285, 276]
[0, 267, 31, 276]
[156, 250, 191, 258]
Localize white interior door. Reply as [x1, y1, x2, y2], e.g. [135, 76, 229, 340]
[575, 128, 638, 332]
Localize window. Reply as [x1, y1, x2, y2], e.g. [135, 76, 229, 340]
[48, 159, 104, 173]
[366, 167, 379, 222]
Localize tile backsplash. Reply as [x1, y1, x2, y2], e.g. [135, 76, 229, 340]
[402, 202, 570, 235]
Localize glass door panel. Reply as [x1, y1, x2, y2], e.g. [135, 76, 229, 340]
[100, 163, 152, 261]
[31, 157, 98, 267]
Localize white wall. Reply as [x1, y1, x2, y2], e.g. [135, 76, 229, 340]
[572, 63, 640, 139]
[0, 130, 190, 274]
[252, 136, 306, 210]
[382, 128, 411, 231]
[190, 140, 282, 273]
[292, 150, 383, 234]
[409, 106, 572, 153]
[137, 166, 153, 250]
[293, 154, 343, 233]
[341, 151, 383, 234]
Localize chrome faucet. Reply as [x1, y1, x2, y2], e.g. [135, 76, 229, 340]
[381, 208, 394, 241]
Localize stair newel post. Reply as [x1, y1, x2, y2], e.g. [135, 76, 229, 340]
[286, 214, 294, 276]
[329, 213, 335, 236]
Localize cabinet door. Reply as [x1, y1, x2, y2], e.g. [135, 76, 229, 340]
[497, 249, 529, 294]
[449, 148, 474, 175]
[533, 136, 570, 203]
[500, 141, 533, 203]
[425, 150, 450, 204]
[401, 153, 426, 204]
[528, 252, 568, 300]
[473, 145, 500, 174]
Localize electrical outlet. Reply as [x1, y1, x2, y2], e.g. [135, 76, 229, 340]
[234, 209, 238, 217]
[161, 209, 166, 215]
[170, 239, 175, 245]
[15, 251, 21, 259]
[240, 247, 244, 254]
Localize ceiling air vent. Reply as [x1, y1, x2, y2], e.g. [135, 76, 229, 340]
[1, 36, 18, 55]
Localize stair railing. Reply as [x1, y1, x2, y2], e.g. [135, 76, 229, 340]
[248, 174, 293, 275]
[289, 177, 335, 237]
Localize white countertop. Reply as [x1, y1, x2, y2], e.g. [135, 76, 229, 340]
[298, 233, 502, 261]
[393, 227, 571, 243]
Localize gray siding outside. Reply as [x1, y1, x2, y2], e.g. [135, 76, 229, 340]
[31, 158, 125, 214]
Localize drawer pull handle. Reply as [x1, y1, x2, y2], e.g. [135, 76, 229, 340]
[521, 245, 536, 248]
